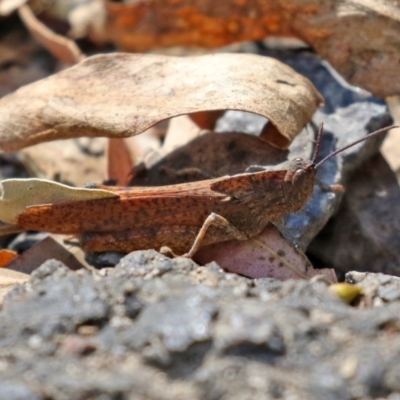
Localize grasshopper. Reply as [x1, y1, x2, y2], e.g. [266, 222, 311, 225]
[9, 124, 398, 257]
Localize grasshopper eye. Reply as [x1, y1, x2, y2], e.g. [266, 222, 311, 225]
[293, 168, 306, 183]
[291, 157, 305, 170]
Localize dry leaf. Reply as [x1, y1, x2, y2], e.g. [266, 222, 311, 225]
[160, 115, 205, 157]
[105, 0, 400, 97]
[0, 0, 26, 15]
[5, 236, 84, 274]
[0, 249, 17, 267]
[122, 130, 163, 171]
[41, 0, 106, 39]
[381, 96, 400, 182]
[19, 138, 109, 186]
[0, 178, 117, 224]
[106, 138, 134, 185]
[0, 53, 323, 152]
[194, 225, 337, 282]
[18, 4, 85, 65]
[0, 0, 106, 39]
[189, 111, 225, 130]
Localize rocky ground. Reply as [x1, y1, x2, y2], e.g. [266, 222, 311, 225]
[1, 251, 400, 400]
[2, 16, 400, 400]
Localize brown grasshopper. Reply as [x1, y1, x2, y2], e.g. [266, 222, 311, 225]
[10, 124, 398, 257]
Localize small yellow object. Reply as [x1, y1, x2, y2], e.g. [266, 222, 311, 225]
[329, 283, 362, 304]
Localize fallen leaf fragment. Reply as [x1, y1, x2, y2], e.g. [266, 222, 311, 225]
[0, 0, 26, 15]
[381, 96, 400, 181]
[0, 0, 105, 39]
[0, 178, 118, 224]
[194, 225, 337, 282]
[160, 115, 205, 157]
[43, 0, 106, 39]
[18, 4, 85, 65]
[106, 138, 134, 185]
[0, 53, 323, 152]
[19, 138, 109, 186]
[189, 110, 225, 130]
[0, 249, 17, 267]
[0, 268, 29, 304]
[5, 236, 85, 274]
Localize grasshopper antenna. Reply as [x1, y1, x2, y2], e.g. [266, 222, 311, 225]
[311, 122, 324, 164]
[315, 125, 399, 168]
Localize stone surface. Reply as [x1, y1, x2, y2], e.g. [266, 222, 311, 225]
[346, 271, 400, 307]
[262, 50, 392, 249]
[310, 154, 400, 278]
[2, 253, 400, 399]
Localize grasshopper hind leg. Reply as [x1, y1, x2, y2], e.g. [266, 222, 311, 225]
[183, 213, 248, 258]
[80, 214, 247, 257]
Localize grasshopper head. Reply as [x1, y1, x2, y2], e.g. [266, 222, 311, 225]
[282, 158, 316, 212]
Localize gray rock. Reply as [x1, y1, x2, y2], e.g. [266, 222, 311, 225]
[275, 53, 392, 249]
[3, 254, 400, 398]
[346, 271, 400, 305]
[310, 154, 400, 278]
[0, 381, 41, 400]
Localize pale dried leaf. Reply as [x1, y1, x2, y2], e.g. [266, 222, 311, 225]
[0, 0, 26, 15]
[0, 53, 323, 152]
[44, 0, 106, 39]
[18, 4, 85, 65]
[121, 130, 163, 177]
[0, 178, 117, 224]
[161, 115, 205, 156]
[7, 0, 106, 38]
[194, 225, 337, 282]
[381, 96, 400, 182]
[107, 131, 162, 185]
[19, 138, 108, 186]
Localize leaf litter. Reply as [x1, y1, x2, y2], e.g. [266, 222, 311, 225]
[0, 52, 323, 151]
[0, 26, 331, 280]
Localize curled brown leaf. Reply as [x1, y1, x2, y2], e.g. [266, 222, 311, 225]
[0, 53, 323, 152]
[104, 0, 400, 98]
